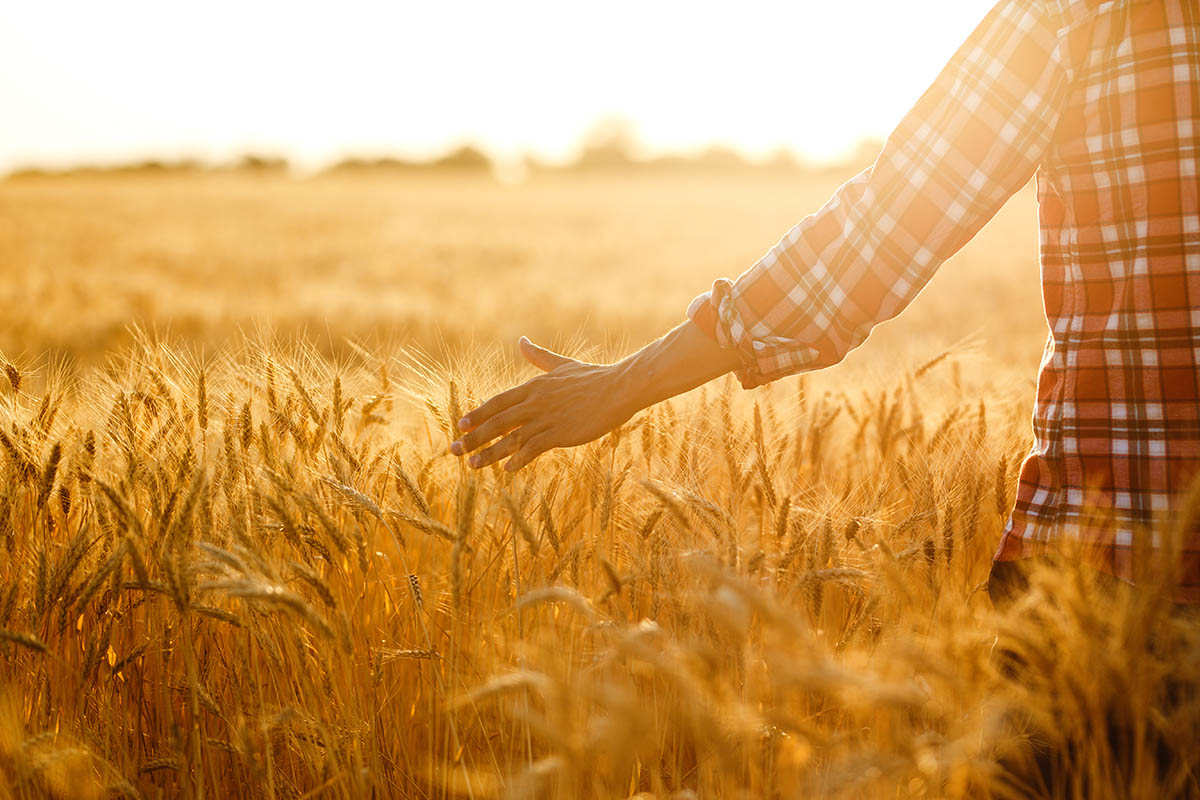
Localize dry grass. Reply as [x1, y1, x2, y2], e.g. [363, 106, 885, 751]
[0, 173, 1196, 798]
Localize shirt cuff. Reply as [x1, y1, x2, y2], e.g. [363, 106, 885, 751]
[686, 279, 821, 389]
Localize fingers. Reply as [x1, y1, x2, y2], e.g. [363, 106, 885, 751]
[519, 336, 574, 373]
[468, 428, 530, 469]
[454, 338, 571, 445]
[457, 383, 528, 435]
[503, 432, 553, 472]
[451, 406, 527, 456]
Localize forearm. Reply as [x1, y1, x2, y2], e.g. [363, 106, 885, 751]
[452, 321, 741, 471]
[612, 320, 742, 413]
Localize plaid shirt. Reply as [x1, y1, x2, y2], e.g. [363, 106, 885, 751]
[688, 0, 1200, 601]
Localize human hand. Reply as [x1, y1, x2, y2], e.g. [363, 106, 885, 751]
[450, 337, 639, 472]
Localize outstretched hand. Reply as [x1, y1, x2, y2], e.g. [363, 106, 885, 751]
[450, 337, 640, 472]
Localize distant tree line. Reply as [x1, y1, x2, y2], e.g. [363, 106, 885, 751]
[4, 120, 883, 180]
[6, 153, 291, 180]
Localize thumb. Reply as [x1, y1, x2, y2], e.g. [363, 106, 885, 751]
[519, 336, 574, 372]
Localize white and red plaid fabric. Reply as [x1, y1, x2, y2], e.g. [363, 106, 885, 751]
[688, 0, 1200, 600]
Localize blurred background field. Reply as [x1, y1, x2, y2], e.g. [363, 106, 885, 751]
[0, 168, 1043, 386]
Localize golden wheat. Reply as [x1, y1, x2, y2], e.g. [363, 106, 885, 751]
[0, 173, 1194, 799]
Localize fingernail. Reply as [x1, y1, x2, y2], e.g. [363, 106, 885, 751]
[469, 456, 481, 468]
[450, 441, 463, 455]
[457, 417, 470, 431]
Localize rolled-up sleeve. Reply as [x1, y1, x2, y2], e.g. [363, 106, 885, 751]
[688, 0, 1070, 389]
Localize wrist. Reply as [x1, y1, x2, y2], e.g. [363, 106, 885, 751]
[609, 357, 654, 418]
[605, 320, 741, 420]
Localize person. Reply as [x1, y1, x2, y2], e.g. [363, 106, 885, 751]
[450, 0, 1200, 604]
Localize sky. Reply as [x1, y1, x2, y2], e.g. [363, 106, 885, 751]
[0, 1, 998, 174]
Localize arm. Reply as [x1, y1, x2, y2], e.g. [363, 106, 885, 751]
[455, 0, 1071, 470]
[690, 0, 1071, 388]
[451, 322, 740, 472]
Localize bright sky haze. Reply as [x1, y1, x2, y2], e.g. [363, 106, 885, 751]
[1, 1, 999, 174]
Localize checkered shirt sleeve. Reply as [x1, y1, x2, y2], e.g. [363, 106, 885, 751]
[687, 0, 1071, 389]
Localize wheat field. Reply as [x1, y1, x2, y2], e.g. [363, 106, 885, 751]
[0, 172, 1196, 799]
